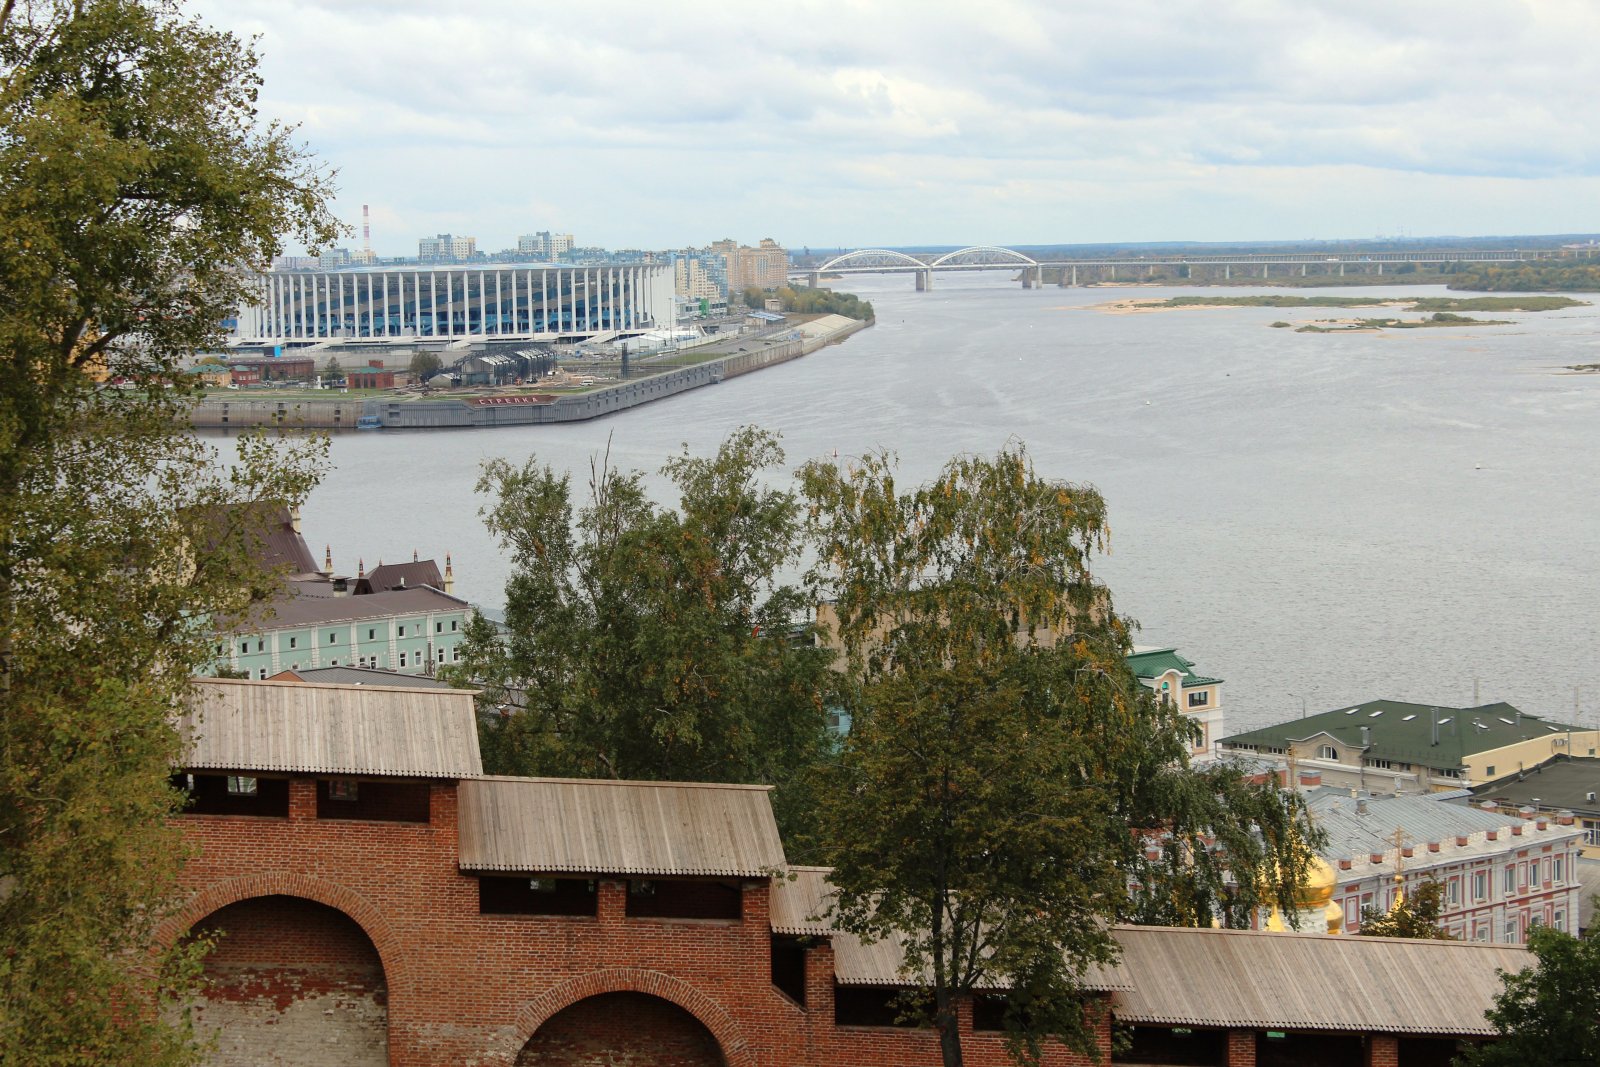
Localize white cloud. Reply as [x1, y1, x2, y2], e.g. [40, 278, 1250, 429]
[188, 0, 1600, 250]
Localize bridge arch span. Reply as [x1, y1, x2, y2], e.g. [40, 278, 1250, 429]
[929, 245, 1037, 267]
[815, 248, 928, 272]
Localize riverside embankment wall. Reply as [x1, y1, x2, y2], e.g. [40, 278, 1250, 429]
[190, 316, 871, 431]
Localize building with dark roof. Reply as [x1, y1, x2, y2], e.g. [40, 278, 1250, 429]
[209, 502, 467, 679]
[1219, 699, 1596, 792]
[1472, 754, 1600, 856]
[357, 557, 444, 594]
[217, 583, 472, 679]
[165, 678, 1534, 1067]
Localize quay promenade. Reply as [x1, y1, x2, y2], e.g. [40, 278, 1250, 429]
[190, 315, 871, 431]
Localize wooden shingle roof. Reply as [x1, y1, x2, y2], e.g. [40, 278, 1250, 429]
[182, 678, 482, 778]
[769, 867, 1130, 991]
[457, 776, 787, 877]
[1109, 924, 1529, 1036]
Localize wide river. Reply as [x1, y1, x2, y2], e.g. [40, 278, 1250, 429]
[297, 274, 1600, 736]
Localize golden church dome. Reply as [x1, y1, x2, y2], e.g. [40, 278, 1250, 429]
[1295, 854, 1338, 910]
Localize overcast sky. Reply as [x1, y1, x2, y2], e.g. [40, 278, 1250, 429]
[189, 0, 1600, 255]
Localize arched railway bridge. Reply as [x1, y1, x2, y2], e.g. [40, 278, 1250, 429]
[794, 245, 1554, 289]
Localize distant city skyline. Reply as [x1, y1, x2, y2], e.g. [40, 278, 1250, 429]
[190, 0, 1600, 255]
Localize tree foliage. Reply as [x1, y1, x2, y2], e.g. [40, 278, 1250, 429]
[799, 445, 1322, 1067]
[452, 428, 834, 831]
[772, 285, 875, 320]
[0, 0, 333, 1060]
[408, 350, 443, 380]
[1447, 260, 1600, 293]
[1457, 924, 1600, 1067]
[1357, 879, 1454, 940]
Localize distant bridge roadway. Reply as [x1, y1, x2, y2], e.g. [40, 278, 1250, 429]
[791, 245, 1553, 289]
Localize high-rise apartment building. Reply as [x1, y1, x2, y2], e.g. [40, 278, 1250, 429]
[673, 249, 729, 300]
[418, 234, 477, 262]
[712, 237, 789, 293]
[516, 231, 575, 259]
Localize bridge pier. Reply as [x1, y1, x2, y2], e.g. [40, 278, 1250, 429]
[1377, 263, 1383, 274]
[1224, 265, 1231, 280]
[807, 271, 822, 288]
[915, 269, 933, 291]
[1302, 264, 1307, 276]
[1340, 263, 1345, 276]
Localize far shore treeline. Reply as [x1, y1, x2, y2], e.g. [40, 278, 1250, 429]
[744, 284, 875, 319]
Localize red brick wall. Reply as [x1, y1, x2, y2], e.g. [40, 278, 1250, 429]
[1227, 1028, 1256, 1067]
[515, 992, 722, 1066]
[1366, 1035, 1398, 1067]
[191, 896, 387, 1066]
[166, 775, 1110, 1067]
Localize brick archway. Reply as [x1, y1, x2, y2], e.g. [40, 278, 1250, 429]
[155, 871, 403, 989]
[504, 968, 752, 1067]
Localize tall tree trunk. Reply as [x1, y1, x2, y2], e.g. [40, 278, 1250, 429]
[936, 989, 964, 1067]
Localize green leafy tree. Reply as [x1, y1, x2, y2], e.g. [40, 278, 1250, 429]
[409, 350, 443, 380]
[742, 285, 766, 309]
[799, 445, 1321, 1067]
[452, 428, 833, 832]
[322, 355, 343, 380]
[1457, 923, 1600, 1067]
[1357, 879, 1455, 939]
[0, 0, 333, 1061]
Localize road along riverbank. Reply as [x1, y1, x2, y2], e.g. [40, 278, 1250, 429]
[190, 314, 871, 431]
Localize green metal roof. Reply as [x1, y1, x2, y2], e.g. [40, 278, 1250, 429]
[1126, 647, 1223, 688]
[1219, 699, 1582, 772]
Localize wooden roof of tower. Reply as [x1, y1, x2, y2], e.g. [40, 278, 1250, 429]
[182, 677, 482, 778]
[456, 776, 787, 877]
[1108, 924, 1528, 1036]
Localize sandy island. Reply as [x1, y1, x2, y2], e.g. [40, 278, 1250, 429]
[1083, 298, 1415, 316]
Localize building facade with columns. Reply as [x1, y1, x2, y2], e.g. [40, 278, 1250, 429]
[231, 262, 673, 346]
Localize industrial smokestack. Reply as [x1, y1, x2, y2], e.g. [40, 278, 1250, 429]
[363, 204, 372, 255]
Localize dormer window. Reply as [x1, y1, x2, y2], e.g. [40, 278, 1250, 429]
[1318, 745, 1338, 761]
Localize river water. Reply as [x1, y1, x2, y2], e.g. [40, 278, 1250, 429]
[297, 273, 1600, 735]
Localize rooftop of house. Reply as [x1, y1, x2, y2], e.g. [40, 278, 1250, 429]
[359, 559, 443, 594]
[1473, 755, 1600, 813]
[252, 583, 471, 630]
[1303, 788, 1579, 868]
[1220, 699, 1579, 770]
[1126, 646, 1221, 688]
